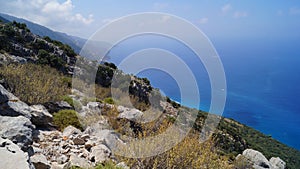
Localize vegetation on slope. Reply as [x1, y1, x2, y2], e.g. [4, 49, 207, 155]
[0, 20, 299, 169]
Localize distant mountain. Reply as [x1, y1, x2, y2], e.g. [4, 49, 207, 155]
[0, 16, 9, 23]
[0, 13, 86, 53]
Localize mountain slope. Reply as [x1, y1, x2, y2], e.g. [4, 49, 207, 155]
[0, 20, 299, 169]
[0, 13, 86, 53]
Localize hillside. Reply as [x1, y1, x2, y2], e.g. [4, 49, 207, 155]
[0, 20, 299, 169]
[0, 13, 86, 53]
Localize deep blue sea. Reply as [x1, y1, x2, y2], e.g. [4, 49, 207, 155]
[107, 35, 300, 150]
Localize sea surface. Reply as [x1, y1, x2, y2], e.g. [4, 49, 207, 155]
[107, 35, 300, 150]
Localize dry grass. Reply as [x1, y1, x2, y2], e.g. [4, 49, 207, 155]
[0, 63, 70, 105]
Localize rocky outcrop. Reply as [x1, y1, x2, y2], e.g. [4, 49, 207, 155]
[43, 101, 73, 114]
[30, 104, 53, 127]
[270, 157, 286, 169]
[117, 105, 144, 121]
[236, 149, 286, 169]
[0, 138, 32, 169]
[0, 116, 34, 151]
[0, 84, 32, 119]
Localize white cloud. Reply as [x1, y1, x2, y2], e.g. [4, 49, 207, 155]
[197, 17, 208, 24]
[289, 7, 300, 15]
[222, 4, 232, 14]
[233, 11, 248, 18]
[0, 0, 94, 37]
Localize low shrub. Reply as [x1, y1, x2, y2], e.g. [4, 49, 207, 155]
[0, 64, 69, 105]
[53, 110, 83, 131]
[103, 97, 114, 104]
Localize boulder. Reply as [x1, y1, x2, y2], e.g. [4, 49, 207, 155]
[64, 154, 91, 169]
[117, 105, 143, 121]
[270, 157, 286, 169]
[62, 125, 82, 138]
[0, 116, 34, 150]
[57, 154, 69, 164]
[89, 144, 111, 163]
[0, 138, 32, 169]
[30, 153, 51, 169]
[30, 104, 53, 127]
[0, 84, 32, 119]
[43, 101, 73, 114]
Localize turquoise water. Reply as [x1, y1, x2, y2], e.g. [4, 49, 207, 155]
[108, 35, 300, 150]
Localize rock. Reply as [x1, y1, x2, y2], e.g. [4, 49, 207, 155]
[0, 116, 34, 150]
[0, 138, 32, 169]
[62, 125, 82, 138]
[44, 101, 73, 114]
[0, 84, 32, 119]
[116, 162, 130, 169]
[73, 137, 85, 145]
[57, 154, 69, 164]
[30, 153, 51, 169]
[84, 140, 96, 150]
[117, 105, 143, 121]
[90, 144, 111, 163]
[242, 149, 270, 168]
[50, 162, 65, 169]
[30, 104, 53, 127]
[270, 157, 286, 169]
[64, 154, 91, 169]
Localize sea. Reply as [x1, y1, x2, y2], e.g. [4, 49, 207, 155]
[106, 34, 300, 150]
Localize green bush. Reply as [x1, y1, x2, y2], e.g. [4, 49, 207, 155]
[53, 110, 83, 131]
[103, 97, 114, 104]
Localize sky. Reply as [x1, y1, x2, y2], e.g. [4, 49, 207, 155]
[0, 0, 299, 40]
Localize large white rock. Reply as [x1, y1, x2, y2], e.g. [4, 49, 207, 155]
[270, 157, 286, 169]
[0, 138, 31, 169]
[242, 149, 270, 168]
[117, 105, 143, 121]
[63, 154, 91, 169]
[0, 84, 32, 119]
[0, 116, 34, 150]
[62, 125, 82, 138]
[90, 144, 111, 163]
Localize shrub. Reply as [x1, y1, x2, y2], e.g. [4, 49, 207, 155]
[53, 110, 83, 131]
[103, 97, 114, 104]
[0, 64, 69, 105]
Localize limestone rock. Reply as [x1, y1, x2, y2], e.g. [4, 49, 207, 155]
[242, 149, 270, 168]
[270, 157, 286, 169]
[0, 116, 34, 150]
[90, 144, 111, 163]
[44, 101, 73, 114]
[30, 153, 51, 169]
[57, 154, 69, 164]
[0, 138, 31, 169]
[0, 84, 32, 119]
[30, 104, 53, 127]
[64, 154, 91, 169]
[62, 125, 82, 138]
[117, 105, 143, 121]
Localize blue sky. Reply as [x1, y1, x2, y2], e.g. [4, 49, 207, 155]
[0, 0, 299, 39]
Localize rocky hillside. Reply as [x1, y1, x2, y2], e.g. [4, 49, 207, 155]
[0, 20, 299, 169]
[0, 13, 85, 53]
